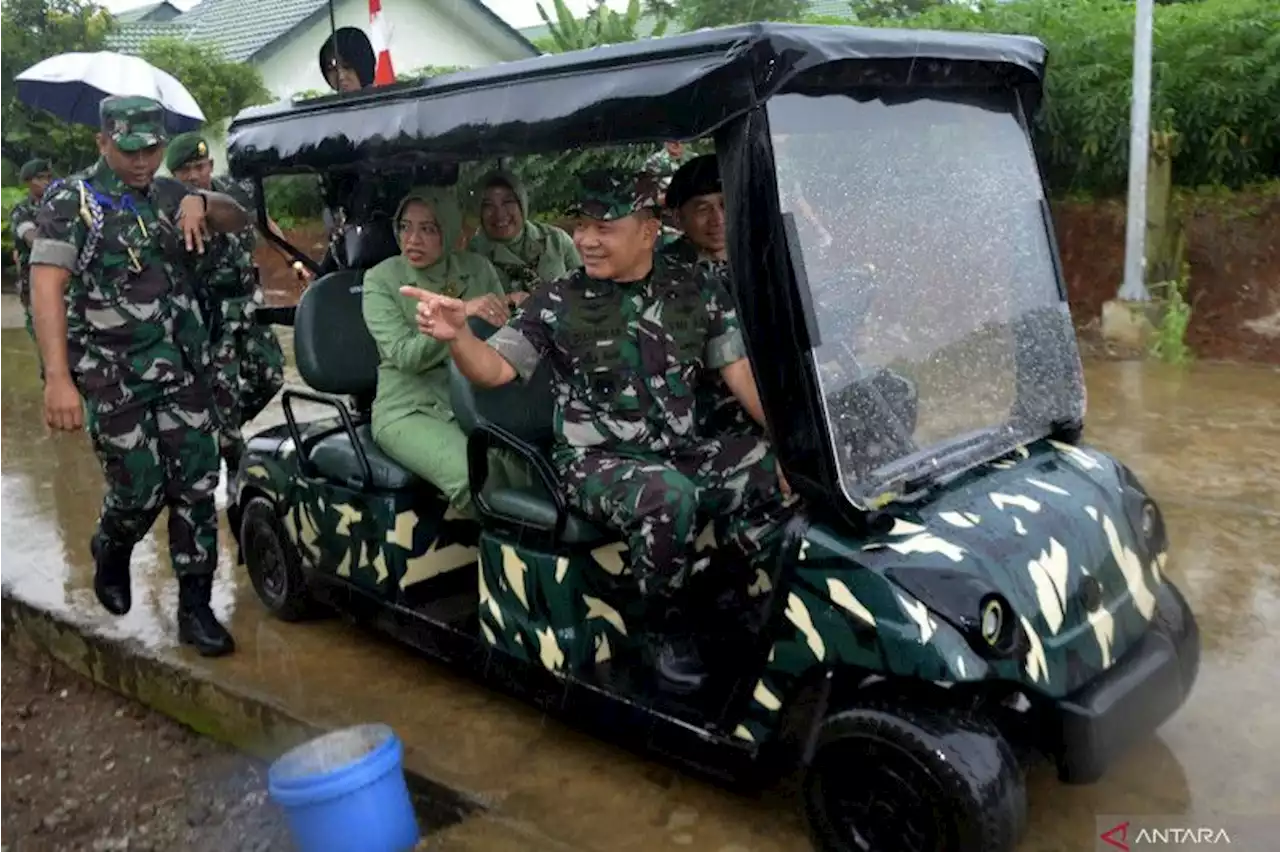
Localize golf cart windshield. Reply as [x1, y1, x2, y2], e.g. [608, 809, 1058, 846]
[768, 88, 1084, 505]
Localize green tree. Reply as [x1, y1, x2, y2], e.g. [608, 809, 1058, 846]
[139, 38, 271, 131]
[847, 0, 947, 22]
[677, 0, 806, 30]
[1, 0, 115, 173]
[860, 0, 1279, 191]
[536, 0, 665, 53]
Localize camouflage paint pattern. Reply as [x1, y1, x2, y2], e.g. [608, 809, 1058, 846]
[476, 533, 645, 672]
[238, 423, 479, 594]
[477, 514, 784, 675]
[732, 438, 1174, 745]
[31, 138, 221, 573]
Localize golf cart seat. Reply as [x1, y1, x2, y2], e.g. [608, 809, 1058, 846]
[291, 231, 421, 492]
[449, 326, 607, 546]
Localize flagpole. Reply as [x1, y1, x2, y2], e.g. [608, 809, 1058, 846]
[327, 0, 340, 67]
[1119, 0, 1154, 302]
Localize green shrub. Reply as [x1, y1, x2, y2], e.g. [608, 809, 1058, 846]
[830, 0, 1279, 193]
[263, 175, 324, 223]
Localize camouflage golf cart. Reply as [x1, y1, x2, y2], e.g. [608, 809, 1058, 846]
[226, 23, 1200, 852]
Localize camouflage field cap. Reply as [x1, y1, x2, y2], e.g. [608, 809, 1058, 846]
[165, 132, 211, 171]
[569, 168, 660, 221]
[19, 158, 51, 182]
[100, 95, 167, 152]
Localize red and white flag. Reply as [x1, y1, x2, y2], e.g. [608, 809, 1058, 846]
[370, 0, 396, 86]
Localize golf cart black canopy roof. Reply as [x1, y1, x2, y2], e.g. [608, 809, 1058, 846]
[226, 22, 1046, 176]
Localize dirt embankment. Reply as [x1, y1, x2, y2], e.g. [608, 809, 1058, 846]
[1056, 191, 1280, 364]
[1, 643, 291, 852]
[261, 193, 1280, 365]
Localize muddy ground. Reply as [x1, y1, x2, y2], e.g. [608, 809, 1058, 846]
[1, 642, 293, 852]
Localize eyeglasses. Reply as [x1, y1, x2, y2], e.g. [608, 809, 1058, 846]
[397, 220, 441, 239]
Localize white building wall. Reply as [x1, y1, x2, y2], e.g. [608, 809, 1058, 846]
[252, 0, 529, 101]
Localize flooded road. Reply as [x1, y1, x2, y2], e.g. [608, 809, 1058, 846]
[3, 312, 1279, 851]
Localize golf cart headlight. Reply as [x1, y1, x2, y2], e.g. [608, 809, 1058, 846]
[973, 595, 1021, 658]
[980, 598, 1005, 647]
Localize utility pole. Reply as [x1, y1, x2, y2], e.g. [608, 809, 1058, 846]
[1118, 0, 1155, 301]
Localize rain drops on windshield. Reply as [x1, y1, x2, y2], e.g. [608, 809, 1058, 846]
[768, 92, 1085, 498]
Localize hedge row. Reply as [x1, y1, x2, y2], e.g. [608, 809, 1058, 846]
[846, 0, 1280, 193]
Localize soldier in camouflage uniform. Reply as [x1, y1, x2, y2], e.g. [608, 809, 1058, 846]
[28, 96, 251, 657]
[404, 168, 794, 694]
[9, 158, 57, 344]
[659, 154, 759, 440]
[166, 132, 288, 483]
[644, 141, 693, 248]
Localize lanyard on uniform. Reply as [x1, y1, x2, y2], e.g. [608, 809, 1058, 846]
[87, 185, 149, 272]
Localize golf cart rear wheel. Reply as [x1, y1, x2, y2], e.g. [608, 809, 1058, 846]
[804, 702, 1025, 852]
[241, 496, 322, 622]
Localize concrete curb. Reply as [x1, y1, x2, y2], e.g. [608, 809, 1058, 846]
[0, 592, 480, 833]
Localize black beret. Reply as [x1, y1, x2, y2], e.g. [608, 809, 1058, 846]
[664, 154, 721, 210]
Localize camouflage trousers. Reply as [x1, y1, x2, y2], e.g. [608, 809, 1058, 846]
[558, 435, 792, 600]
[210, 299, 286, 473]
[85, 382, 221, 576]
[238, 302, 285, 425]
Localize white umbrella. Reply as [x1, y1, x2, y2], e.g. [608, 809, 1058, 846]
[16, 51, 206, 132]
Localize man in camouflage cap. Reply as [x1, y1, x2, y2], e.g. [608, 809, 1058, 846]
[403, 167, 794, 694]
[166, 131, 289, 487]
[28, 95, 252, 656]
[9, 157, 57, 344]
[658, 153, 759, 441]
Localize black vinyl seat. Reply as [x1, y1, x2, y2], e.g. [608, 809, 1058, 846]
[448, 320, 606, 545]
[290, 220, 421, 492]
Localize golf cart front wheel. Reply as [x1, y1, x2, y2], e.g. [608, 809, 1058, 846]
[804, 702, 1026, 852]
[240, 496, 323, 622]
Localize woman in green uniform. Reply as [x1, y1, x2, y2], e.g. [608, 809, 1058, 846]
[466, 170, 581, 305]
[362, 189, 511, 515]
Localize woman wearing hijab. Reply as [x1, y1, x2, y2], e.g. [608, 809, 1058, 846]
[362, 189, 511, 516]
[466, 170, 581, 305]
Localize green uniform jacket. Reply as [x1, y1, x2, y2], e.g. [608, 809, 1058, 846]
[363, 251, 505, 437]
[466, 170, 582, 294]
[31, 158, 210, 416]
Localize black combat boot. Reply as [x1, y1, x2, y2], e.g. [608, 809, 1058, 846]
[648, 599, 708, 695]
[90, 531, 133, 616]
[177, 574, 236, 657]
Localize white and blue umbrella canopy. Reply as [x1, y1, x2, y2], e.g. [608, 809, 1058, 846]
[16, 51, 206, 133]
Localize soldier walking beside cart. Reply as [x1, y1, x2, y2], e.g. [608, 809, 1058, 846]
[28, 96, 251, 657]
[10, 157, 57, 344]
[166, 132, 289, 481]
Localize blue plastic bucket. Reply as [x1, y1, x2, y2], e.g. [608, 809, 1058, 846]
[268, 723, 419, 852]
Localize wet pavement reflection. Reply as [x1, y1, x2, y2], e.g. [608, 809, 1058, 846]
[3, 319, 1279, 850]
